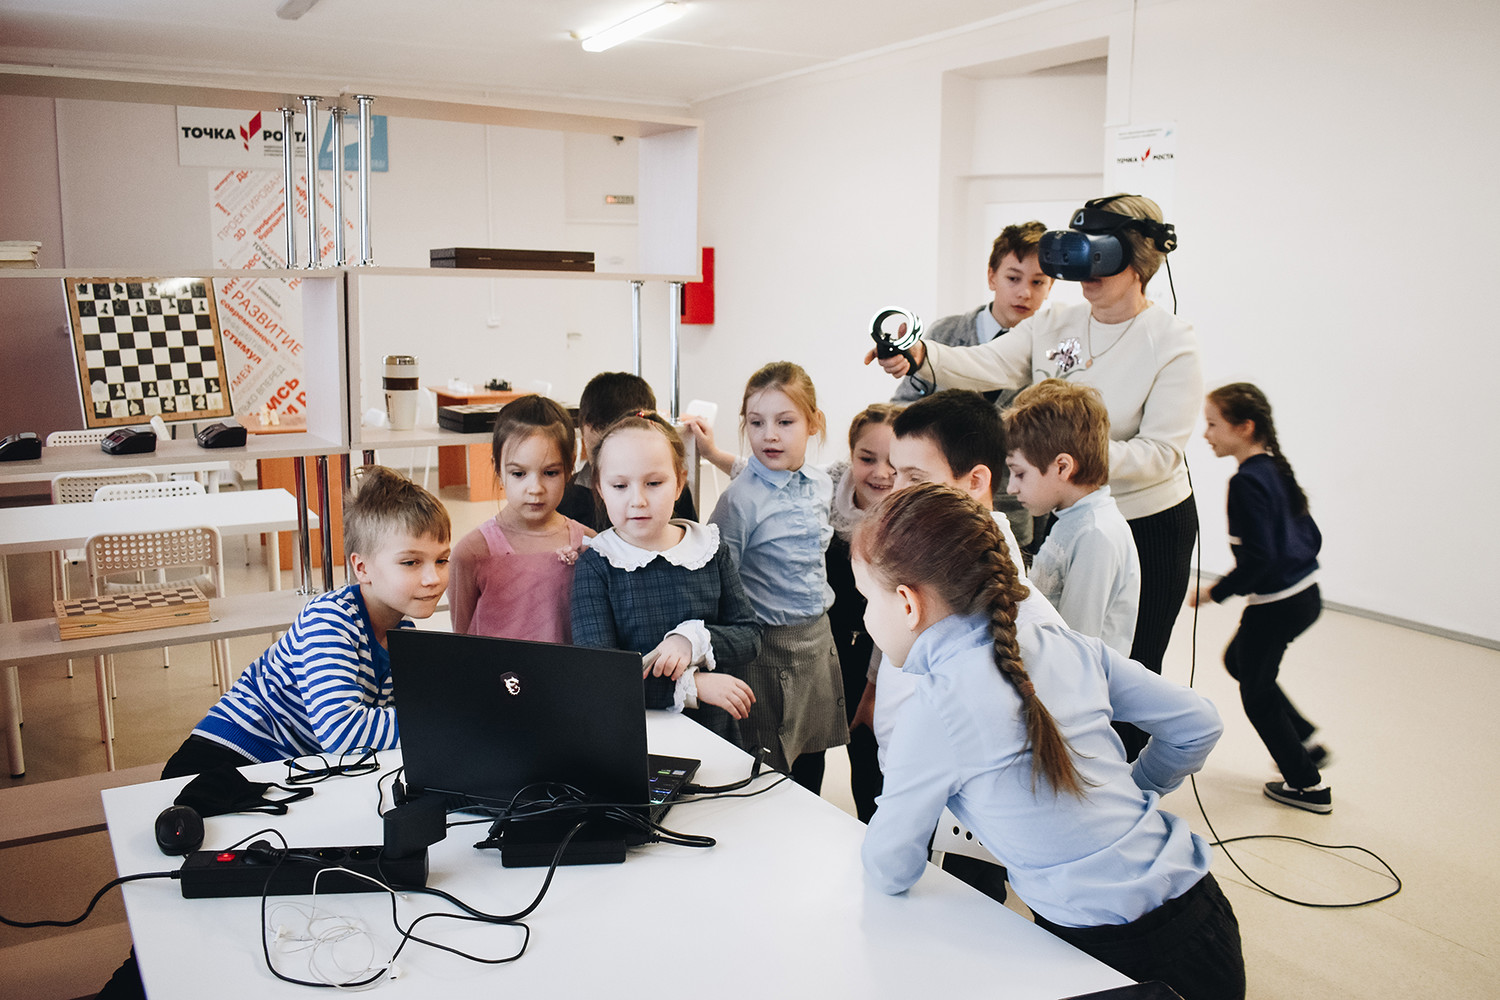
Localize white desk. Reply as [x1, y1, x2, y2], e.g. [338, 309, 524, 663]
[101, 713, 1131, 999]
[0, 489, 319, 776]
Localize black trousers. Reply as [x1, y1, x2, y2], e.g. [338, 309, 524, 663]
[1224, 585, 1322, 788]
[1117, 495, 1199, 759]
[1033, 874, 1246, 1000]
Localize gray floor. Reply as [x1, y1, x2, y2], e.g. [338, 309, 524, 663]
[2, 482, 1497, 999]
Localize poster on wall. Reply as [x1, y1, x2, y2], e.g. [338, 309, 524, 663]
[178, 106, 387, 170]
[208, 169, 354, 417]
[1106, 122, 1177, 219]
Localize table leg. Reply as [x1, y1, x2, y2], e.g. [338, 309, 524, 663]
[95, 653, 115, 771]
[267, 532, 282, 592]
[0, 553, 22, 777]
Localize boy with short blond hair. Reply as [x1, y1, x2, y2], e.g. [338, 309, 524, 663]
[1004, 379, 1140, 656]
[163, 465, 452, 777]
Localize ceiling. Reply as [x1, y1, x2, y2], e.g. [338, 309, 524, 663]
[0, 0, 1044, 110]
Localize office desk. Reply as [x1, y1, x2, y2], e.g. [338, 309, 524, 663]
[101, 713, 1130, 999]
[0, 489, 319, 776]
[429, 385, 519, 501]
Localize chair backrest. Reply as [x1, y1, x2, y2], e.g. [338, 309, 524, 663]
[52, 471, 158, 505]
[45, 429, 111, 447]
[930, 807, 1003, 866]
[93, 480, 205, 502]
[85, 526, 225, 591]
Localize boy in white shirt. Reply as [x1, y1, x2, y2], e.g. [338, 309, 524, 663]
[1004, 379, 1140, 656]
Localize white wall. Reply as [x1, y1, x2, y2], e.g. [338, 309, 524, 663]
[688, 0, 1500, 640]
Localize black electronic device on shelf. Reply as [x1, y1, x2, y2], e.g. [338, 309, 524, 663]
[195, 422, 247, 449]
[100, 428, 157, 455]
[0, 432, 41, 461]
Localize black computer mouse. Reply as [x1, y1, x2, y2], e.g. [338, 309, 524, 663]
[154, 804, 204, 856]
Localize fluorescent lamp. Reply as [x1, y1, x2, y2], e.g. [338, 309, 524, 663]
[578, 2, 685, 53]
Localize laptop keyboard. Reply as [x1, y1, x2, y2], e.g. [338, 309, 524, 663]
[647, 754, 699, 807]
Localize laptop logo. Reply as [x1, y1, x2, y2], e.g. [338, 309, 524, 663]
[501, 672, 521, 696]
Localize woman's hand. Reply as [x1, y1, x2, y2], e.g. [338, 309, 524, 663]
[1186, 583, 1212, 608]
[696, 673, 756, 720]
[863, 341, 925, 378]
[644, 634, 694, 680]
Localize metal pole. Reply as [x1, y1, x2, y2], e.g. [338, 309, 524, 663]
[292, 458, 314, 595]
[279, 106, 297, 268]
[329, 106, 347, 265]
[316, 455, 335, 592]
[300, 96, 322, 267]
[668, 281, 684, 420]
[630, 280, 644, 376]
[356, 95, 375, 265]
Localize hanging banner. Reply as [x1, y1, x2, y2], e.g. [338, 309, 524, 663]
[1106, 122, 1177, 219]
[179, 106, 387, 170]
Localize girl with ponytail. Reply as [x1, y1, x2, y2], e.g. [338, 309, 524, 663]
[1194, 382, 1331, 814]
[854, 483, 1243, 1000]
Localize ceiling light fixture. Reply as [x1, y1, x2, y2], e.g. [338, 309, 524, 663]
[275, 0, 322, 20]
[574, 2, 686, 53]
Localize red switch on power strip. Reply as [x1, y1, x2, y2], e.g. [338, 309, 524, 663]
[681, 247, 714, 325]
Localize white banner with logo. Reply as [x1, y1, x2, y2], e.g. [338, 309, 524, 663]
[179, 106, 388, 170]
[1107, 122, 1177, 219]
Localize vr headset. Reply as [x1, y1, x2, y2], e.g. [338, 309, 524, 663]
[1038, 195, 1178, 281]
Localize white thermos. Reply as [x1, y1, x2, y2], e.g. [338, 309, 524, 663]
[383, 355, 419, 431]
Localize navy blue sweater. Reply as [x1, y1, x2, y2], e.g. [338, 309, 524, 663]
[1210, 454, 1321, 602]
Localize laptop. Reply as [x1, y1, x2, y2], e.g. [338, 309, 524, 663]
[387, 629, 700, 835]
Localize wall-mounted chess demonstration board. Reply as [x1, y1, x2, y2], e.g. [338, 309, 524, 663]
[54, 585, 211, 641]
[66, 278, 233, 428]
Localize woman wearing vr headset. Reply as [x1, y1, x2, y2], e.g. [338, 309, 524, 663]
[867, 194, 1199, 753]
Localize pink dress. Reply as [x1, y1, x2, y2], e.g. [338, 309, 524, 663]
[449, 517, 588, 643]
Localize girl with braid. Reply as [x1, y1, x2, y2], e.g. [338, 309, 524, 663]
[1192, 383, 1331, 814]
[854, 483, 1243, 1000]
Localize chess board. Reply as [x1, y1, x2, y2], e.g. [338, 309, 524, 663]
[55, 585, 211, 641]
[66, 278, 233, 428]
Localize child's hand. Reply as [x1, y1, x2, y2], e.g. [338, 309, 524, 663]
[1186, 583, 1210, 608]
[645, 634, 694, 680]
[695, 673, 756, 720]
[677, 414, 737, 475]
[850, 680, 877, 732]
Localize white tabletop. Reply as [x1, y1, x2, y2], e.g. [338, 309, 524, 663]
[0, 488, 318, 554]
[102, 712, 1130, 999]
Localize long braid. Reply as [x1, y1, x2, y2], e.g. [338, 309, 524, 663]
[1208, 382, 1309, 517]
[852, 483, 1087, 799]
[977, 519, 1087, 798]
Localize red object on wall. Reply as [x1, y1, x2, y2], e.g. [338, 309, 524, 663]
[681, 247, 714, 325]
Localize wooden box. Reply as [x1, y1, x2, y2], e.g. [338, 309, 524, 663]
[55, 585, 211, 641]
[429, 247, 595, 271]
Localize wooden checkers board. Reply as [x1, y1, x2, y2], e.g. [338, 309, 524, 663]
[54, 585, 211, 641]
[66, 278, 233, 428]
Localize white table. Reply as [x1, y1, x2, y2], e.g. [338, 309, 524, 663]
[101, 712, 1132, 1000]
[0, 489, 319, 776]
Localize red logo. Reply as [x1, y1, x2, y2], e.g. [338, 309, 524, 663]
[239, 112, 263, 151]
[1141, 147, 1151, 162]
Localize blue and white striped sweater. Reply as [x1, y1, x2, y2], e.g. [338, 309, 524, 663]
[194, 585, 406, 763]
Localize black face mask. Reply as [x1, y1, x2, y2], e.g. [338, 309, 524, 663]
[175, 765, 314, 817]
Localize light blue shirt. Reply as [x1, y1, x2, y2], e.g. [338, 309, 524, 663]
[862, 612, 1220, 927]
[709, 454, 834, 625]
[1029, 485, 1141, 657]
[974, 304, 1004, 344]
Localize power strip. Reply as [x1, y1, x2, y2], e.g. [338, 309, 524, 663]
[178, 845, 427, 899]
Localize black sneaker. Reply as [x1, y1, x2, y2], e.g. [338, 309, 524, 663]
[1263, 781, 1332, 814]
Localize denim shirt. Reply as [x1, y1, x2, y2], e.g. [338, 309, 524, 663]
[709, 454, 834, 625]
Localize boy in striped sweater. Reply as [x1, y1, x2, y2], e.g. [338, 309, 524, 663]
[162, 466, 451, 777]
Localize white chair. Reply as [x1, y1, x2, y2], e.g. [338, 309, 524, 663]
[929, 807, 1003, 867]
[50, 471, 160, 677]
[45, 428, 112, 448]
[85, 525, 230, 770]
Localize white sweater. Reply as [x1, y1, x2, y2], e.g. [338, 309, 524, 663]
[919, 301, 1202, 520]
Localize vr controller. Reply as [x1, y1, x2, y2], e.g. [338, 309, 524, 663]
[1038, 194, 1178, 281]
[870, 308, 922, 371]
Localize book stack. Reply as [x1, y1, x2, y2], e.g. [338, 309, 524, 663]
[0, 241, 41, 268]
